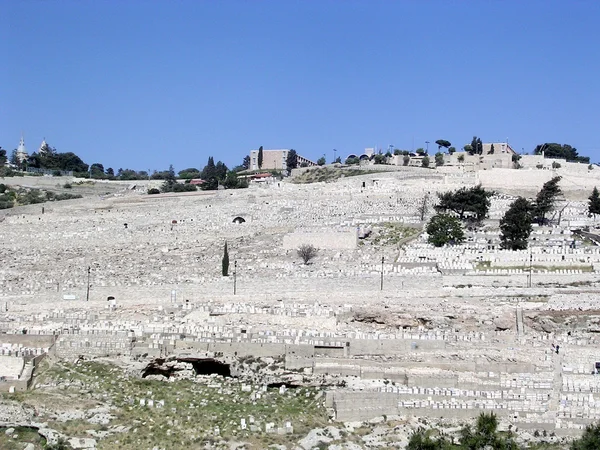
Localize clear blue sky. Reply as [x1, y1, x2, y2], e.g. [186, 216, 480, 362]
[2, 0, 600, 172]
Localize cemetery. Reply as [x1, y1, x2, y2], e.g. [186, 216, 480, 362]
[1, 163, 600, 448]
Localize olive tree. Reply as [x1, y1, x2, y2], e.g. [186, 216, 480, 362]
[426, 214, 465, 247]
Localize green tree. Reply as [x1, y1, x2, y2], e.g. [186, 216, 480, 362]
[463, 144, 474, 155]
[500, 197, 534, 250]
[54, 152, 88, 173]
[418, 194, 429, 221]
[435, 139, 451, 151]
[215, 161, 228, 181]
[422, 156, 430, 168]
[571, 423, 600, 450]
[178, 168, 201, 179]
[222, 242, 229, 276]
[345, 156, 360, 165]
[426, 214, 465, 247]
[201, 157, 216, 180]
[200, 177, 219, 191]
[0, 147, 6, 166]
[534, 143, 589, 163]
[589, 187, 600, 218]
[317, 156, 326, 166]
[160, 165, 178, 192]
[533, 176, 562, 224]
[407, 428, 450, 450]
[374, 154, 386, 165]
[257, 146, 264, 169]
[435, 185, 492, 221]
[223, 171, 247, 189]
[10, 149, 20, 166]
[242, 155, 250, 170]
[460, 413, 519, 450]
[403, 155, 410, 166]
[90, 163, 105, 179]
[434, 152, 444, 166]
[286, 149, 298, 170]
[457, 154, 465, 163]
[448, 146, 456, 154]
[416, 148, 426, 156]
[489, 143, 495, 154]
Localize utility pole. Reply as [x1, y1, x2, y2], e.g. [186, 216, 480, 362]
[425, 141, 430, 154]
[528, 252, 533, 288]
[86, 266, 91, 301]
[380, 256, 384, 291]
[333, 148, 337, 163]
[233, 260, 237, 295]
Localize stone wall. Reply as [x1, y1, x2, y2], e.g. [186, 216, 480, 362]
[282, 229, 358, 250]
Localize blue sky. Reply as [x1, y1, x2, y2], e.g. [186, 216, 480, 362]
[2, 1, 600, 172]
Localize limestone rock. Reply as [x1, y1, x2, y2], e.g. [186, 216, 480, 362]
[493, 315, 514, 331]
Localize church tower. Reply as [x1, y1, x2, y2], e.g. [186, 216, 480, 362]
[38, 138, 49, 155]
[16, 134, 28, 163]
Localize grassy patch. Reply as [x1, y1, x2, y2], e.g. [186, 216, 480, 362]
[292, 166, 387, 184]
[0, 426, 47, 450]
[368, 222, 420, 247]
[5, 360, 329, 450]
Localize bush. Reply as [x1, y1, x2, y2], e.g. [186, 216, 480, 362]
[571, 422, 600, 450]
[0, 167, 20, 177]
[63, 183, 72, 189]
[552, 161, 561, 169]
[18, 189, 45, 205]
[53, 193, 83, 201]
[147, 188, 160, 195]
[0, 183, 6, 193]
[297, 244, 318, 265]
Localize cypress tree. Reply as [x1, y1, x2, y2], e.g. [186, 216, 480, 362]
[258, 146, 263, 169]
[222, 242, 229, 276]
[534, 176, 562, 224]
[500, 197, 533, 250]
[589, 187, 600, 218]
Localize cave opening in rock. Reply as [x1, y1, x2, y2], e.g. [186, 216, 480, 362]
[267, 381, 300, 389]
[186, 358, 233, 378]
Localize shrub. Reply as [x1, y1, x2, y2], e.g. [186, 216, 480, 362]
[297, 244, 318, 265]
[147, 188, 160, 195]
[18, 189, 45, 205]
[63, 183, 72, 189]
[53, 193, 83, 201]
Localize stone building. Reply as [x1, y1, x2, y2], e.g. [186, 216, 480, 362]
[248, 149, 316, 171]
[444, 142, 517, 169]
